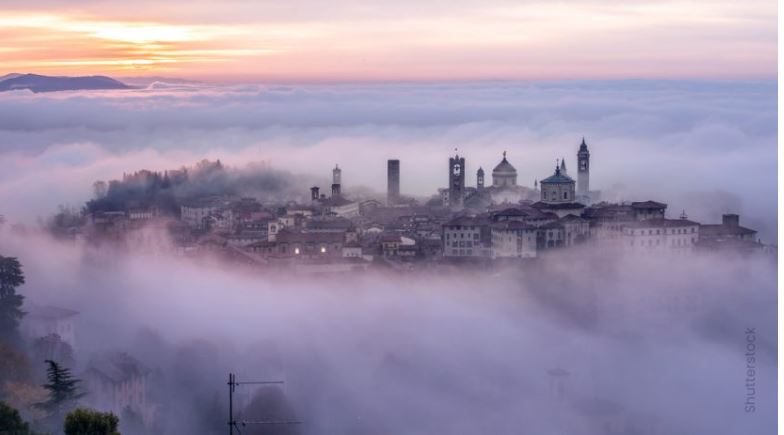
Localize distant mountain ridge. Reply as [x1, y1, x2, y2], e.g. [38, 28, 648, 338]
[0, 73, 132, 93]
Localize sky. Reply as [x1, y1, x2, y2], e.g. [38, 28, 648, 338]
[0, 0, 777, 81]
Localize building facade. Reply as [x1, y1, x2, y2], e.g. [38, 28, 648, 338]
[623, 218, 700, 252]
[577, 137, 590, 200]
[387, 159, 400, 205]
[540, 162, 576, 204]
[442, 216, 490, 257]
[448, 153, 466, 209]
[491, 221, 537, 258]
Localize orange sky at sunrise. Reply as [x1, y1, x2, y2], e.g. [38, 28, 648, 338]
[0, 0, 776, 82]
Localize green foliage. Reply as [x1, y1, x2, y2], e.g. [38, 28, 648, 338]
[0, 401, 33, 435]
[63, 408, 120, 435]
[36, 360, 84, 415]
[0, 256, 25, 340]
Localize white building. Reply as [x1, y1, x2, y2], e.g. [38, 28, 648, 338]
[180, 201, 220, 230]
[491, 221, 537, 258]
[623, 218, 700, 252]
[84, 352, 155, 426]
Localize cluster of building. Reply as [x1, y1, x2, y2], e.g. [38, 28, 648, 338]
[20, 306, 156, 428]
[71, 137, 771, 272]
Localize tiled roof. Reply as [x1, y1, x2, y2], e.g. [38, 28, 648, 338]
[631, 201, 667, 209]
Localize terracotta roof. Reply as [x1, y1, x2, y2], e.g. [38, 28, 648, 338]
[532, 201, 585, 210]
[87, 352, 150, 384]
[492, 221, 536, 230]
[27, 305, 78, 320]
[626, 218, 700, 228]
[276, 229, 345, 243]
[700, 224, 756, 236]
[631, 200, 667, 209]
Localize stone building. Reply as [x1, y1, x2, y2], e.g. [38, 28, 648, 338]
[623, 218, 700, 252]
[492, 151, 517, 187]
[442, 216, 491, 257]
[448, 153, 466, 209]
[491, 221, 537, 258]
[540, 161, 576, 204]
[387, 159, 400, 205]
[577, 137, 590, 201]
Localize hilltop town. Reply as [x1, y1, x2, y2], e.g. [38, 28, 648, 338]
[42, 138, 772, 273]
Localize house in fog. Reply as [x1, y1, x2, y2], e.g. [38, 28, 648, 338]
[22, 304, 78, 349]
[84, 352, 156, 427]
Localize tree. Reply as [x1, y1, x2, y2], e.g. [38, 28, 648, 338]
[0, 256, 25, 341]
[37, 360, 84, 416]
[0, 401, 34, 434]
[63, 408, 120, 435]
[31, 334, 75, 370]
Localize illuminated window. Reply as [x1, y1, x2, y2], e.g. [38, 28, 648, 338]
[294, 247, 300, 255]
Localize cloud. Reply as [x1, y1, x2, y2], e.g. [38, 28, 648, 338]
[0, 1, 775, 79]
[2, 229, 777, 434]
[0, 80, 776, 239]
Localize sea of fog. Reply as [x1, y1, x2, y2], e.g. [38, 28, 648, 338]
[0, 79, 777, 240]
[1, 228, 778, 435]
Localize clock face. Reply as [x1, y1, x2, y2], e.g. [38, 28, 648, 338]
[453, 164, 461, 176]
[580, 161, 587, 170]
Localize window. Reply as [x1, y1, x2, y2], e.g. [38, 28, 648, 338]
[563, 192, 568, 199]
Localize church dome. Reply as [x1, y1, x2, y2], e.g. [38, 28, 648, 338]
[541, 164, 574, 184]
[493, 151, 517, 175]
[492, 151, 517, 187]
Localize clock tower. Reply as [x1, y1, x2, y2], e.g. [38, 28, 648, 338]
[448, 152, 465, 208]
[577, 137, 590, 199]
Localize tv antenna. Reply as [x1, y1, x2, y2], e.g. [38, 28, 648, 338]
[228, 372, 302, 435]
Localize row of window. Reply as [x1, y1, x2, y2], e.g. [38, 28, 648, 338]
[630, 227, 696, 236]
[445, 232, 480, 240]
[630, 237, 696, 247]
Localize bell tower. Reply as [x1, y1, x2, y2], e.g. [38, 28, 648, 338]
[477, 167, 485, 190]
[448, 151, 465, 208]
[577, 137, 590, 199]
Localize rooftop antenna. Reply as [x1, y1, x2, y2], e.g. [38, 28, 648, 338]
[228, 373, 302, 435]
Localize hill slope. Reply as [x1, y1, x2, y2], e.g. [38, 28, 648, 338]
[0, 73, 131, 93]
